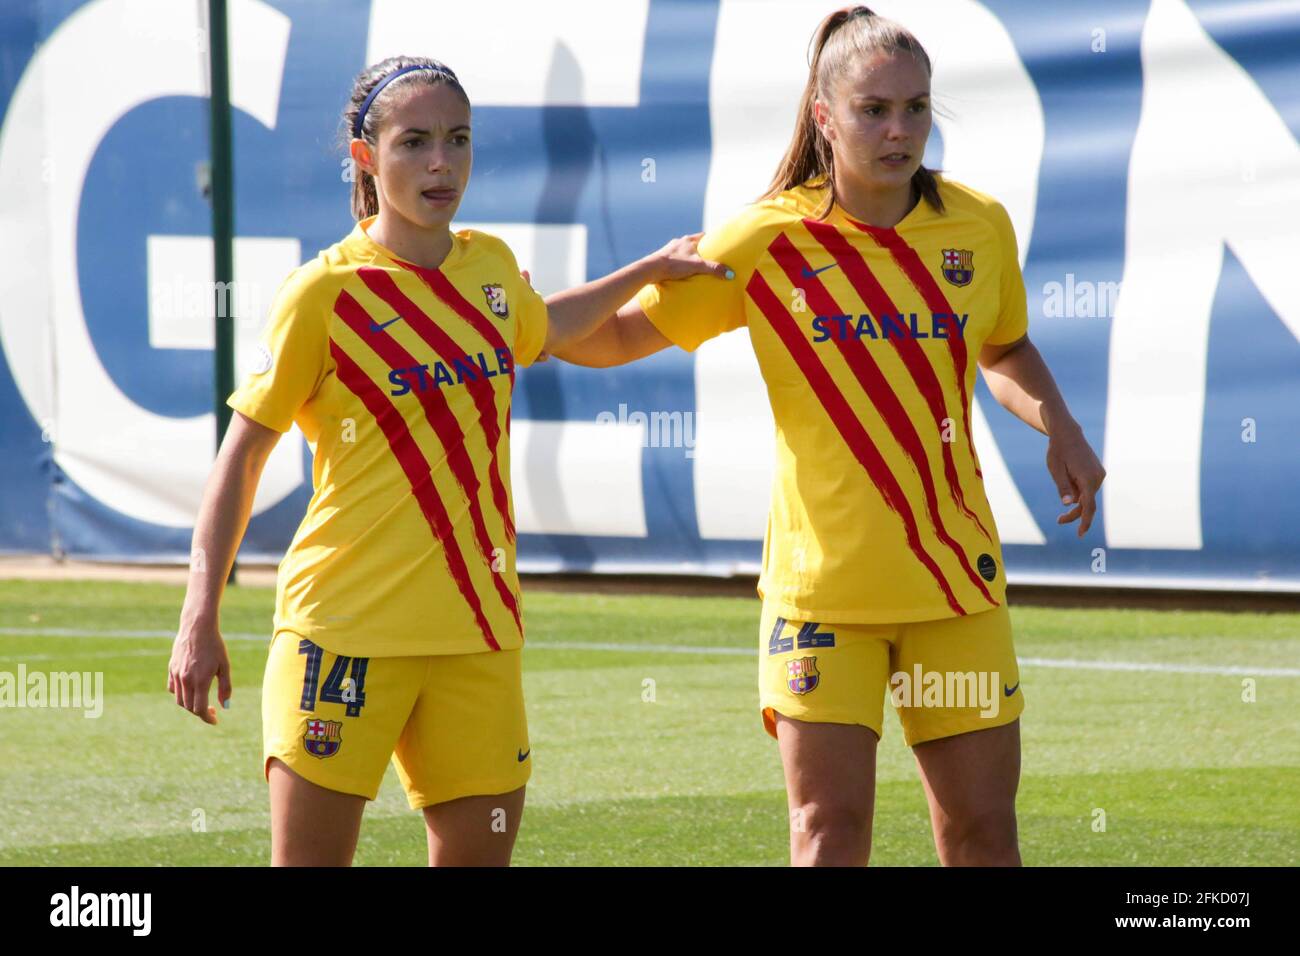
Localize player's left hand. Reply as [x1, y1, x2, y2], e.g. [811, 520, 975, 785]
[1046, 424, 1106, 537]
[646, 233, 733, 283]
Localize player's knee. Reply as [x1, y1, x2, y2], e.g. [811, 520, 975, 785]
[936, 806, 1019, 866]
[790, 799, 872, 865]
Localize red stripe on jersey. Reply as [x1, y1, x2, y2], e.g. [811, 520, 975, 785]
[800, 220, 992, 540]
[334, 290, 522, 635]
[329, 339, 502, 650]
[357, 267, 516, 543]
[746, 269, 966, 616]
[395, 260, 514, 383]
[768, 234, 994, 606]
[848, 221, 983, 480]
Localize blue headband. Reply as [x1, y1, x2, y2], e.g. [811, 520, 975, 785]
[353, 64, 457, 139]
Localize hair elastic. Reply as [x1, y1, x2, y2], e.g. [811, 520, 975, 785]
[353, 63, 457, 139]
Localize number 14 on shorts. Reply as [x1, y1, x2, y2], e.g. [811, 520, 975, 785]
[298, 638, 369, 718]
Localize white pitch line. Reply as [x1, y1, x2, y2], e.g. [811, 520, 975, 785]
[532, 640, 752, 657]
[1017, 656, 1300, 677]
[0, 648, 171, 662]
[532, 642, 1300, 677]
[0, 628, 1296, 677]
[0, 627, 265, 641]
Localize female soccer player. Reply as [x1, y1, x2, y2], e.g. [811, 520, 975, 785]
[166, 55, 725, 866]
[551, 7, 1106, 866]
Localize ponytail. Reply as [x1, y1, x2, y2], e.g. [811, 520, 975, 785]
[912, 165, 943, 214]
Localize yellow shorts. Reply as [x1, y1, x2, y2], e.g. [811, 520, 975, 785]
[262, 630, 531, 809]
[759, 602, 1023, 747]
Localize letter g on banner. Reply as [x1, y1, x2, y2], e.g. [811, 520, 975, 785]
[0, 0, 302, 527]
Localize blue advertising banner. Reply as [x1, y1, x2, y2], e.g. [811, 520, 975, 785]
[0, 0, 1297, 590]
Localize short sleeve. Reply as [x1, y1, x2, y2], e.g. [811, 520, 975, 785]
[511, 277, 549, 367]
[636, 206, 767, 352]
[985, 201, 1029, 346]
[479, 235, 549, 368]
[226, 265, 329, 433]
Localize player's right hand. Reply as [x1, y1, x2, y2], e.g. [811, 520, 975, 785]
[167, 616, 233, 725]
[647, 233, 733, 283]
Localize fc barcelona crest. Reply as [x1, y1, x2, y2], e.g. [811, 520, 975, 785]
[303, 718, 343, 759]
[941, 248, 974, 287]
[786, 657, 820, 695]
[482, 284, 509, 319]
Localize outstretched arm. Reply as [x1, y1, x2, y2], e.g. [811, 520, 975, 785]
[979, 334, 1106, 536]
[548, 299, 674, 368]
[542, 234, 729, 357]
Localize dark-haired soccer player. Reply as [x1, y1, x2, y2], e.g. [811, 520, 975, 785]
[167, 55, 725, 866]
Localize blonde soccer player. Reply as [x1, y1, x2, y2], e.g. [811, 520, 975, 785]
[167, 55, 725, 866]
[551, 7, 1106, 866]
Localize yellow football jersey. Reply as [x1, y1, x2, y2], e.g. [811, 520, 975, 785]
[638, 176, 1028, 623]
[228, 216, 548, 657]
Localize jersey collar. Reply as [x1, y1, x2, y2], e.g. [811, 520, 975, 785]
[346, 215, 465, 272]
[794, 177, 939, 236]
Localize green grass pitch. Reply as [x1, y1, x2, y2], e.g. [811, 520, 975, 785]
[0, 578, 1297, 866]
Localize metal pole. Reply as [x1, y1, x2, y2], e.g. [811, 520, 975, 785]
[207, 0, 237, 586]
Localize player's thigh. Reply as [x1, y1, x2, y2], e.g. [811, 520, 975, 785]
[911, 718, 1021, 825]
[267, 758, 366, 866]
[894, 605, 1022, 828]
[422, 785, 526, 867]
[759, 608, 891, 820]
[773, 713, 879, 822]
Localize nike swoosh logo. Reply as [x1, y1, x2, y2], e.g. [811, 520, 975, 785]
[369, 315, 401, 332]
[517, 748, 530, 762]
[800, 263, 838, 278]
[1004, 682, 1020, 697]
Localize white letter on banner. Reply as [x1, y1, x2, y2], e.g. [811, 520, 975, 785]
[1104, 0, 1300, 548]
[509, 420, 647, 539]
[0, 0, 302, 528]
[366, 0, 650, 106]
